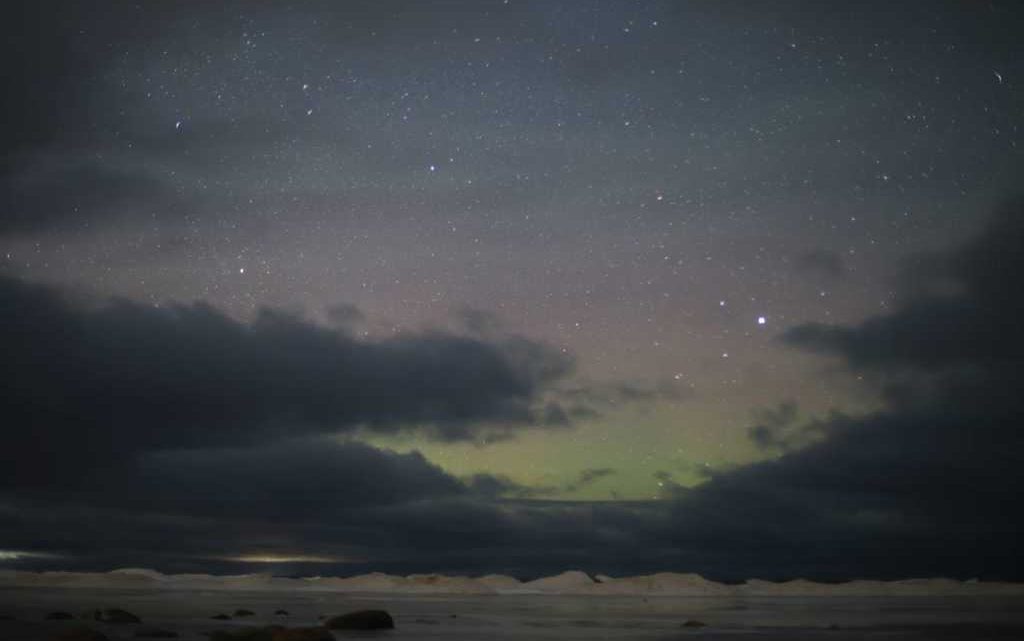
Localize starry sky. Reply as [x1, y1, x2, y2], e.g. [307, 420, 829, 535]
[1, 0, 1023, 580]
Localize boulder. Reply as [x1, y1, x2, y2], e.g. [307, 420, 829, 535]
[234, 609, 255, 617]
[211, 614, 232, 620]
[274, 610, 289, 616]
[681, 619, 707, 628]
[324, 609, 395, 630]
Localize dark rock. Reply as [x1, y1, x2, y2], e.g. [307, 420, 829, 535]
[0, 614, 16, 621]
[681, 619, 707, 628]
[134, 628, 179, 638]
[211, 614, 232, 620]
[324, 609, 395, 630]
[99, 608, 142, 624]
[234, 609, 255, 617]
[47, 612, 75, 620]
[274, 610, 289, 616]
[53, 627, 109, 641]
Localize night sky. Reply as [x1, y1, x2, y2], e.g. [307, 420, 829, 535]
[2, 0, 1023, 581]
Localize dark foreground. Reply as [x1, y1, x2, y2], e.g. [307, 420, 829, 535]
[2, 586, 1023, 640]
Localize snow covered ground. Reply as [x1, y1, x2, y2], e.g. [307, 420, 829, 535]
[4, 568, 1023, 597]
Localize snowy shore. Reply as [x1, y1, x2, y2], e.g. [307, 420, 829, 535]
[3, 568, 1023, 597]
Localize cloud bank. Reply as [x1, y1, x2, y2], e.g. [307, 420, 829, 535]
[2, 200, 1024, 580]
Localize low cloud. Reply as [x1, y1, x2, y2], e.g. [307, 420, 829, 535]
[467, 467, 617, 499]
[661, 199, 1024, 580]
[0, 273, 574, 489]
[746, 401, 829, 453]
[4, 200, 1024, 581]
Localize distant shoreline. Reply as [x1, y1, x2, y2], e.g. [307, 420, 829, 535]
[4, 569, 1024, 597]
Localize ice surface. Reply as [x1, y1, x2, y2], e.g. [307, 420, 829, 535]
[2, 585, 1024, 640]
[1, 574, 1024, 641]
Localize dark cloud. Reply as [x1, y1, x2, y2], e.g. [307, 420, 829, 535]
[325, 302, 365, 328]
[467, 467, 617, 499]
[2, 0, 1024, 584]
[784, 200, 1024, 376]
[464, 472, 531, 499]
[568, 467, 616, 491]
[139, 438, 465, 518]
[658, 200, 1024, 580]
[5, 201, 1024, 580]
[3, 437, 466, 531]
[0, 438, 464, 569]
[454, 307, 503, 335]
[747, 401, 800, 450]
[554, 378, 693, 415]
[0, 438, 662, 578]
[0, 273, 573, 487]
[653, 470, 684, 497]
[746, 401, 828, 453]
[0, 272, 690, 577]
[0, 158, 174, 235]
[0, 3, 95, 154]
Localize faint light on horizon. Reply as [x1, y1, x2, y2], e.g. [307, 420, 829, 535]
[226, 554, 344, 564]
[0, 549, 57, 561]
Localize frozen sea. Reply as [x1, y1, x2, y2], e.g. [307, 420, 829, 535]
[2, 586, 1024, 640]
